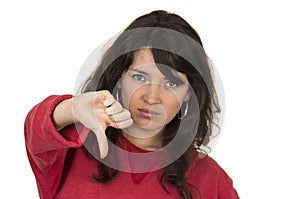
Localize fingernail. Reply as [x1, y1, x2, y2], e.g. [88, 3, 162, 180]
[100, 153, 105, 159]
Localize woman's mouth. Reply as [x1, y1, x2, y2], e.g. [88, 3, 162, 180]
[138, 108, 161, 119]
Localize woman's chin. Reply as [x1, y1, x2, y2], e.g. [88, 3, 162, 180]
[123, 121, 164, 139]
[133, 119, 165, 130]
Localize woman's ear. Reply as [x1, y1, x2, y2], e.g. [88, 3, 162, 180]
[183, 90, 191, 102]
[118, 72, 126, 89]
[117, 82, 121, 89]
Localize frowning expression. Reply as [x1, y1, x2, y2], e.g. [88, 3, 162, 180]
[120, 49, 190, 131]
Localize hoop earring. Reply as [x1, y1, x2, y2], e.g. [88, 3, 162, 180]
[115, 87, 121, 103]
[178, 101, 188, 119]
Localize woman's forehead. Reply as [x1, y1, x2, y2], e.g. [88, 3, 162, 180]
[131, 48, 155, 66]
[130, 49, 188, 81]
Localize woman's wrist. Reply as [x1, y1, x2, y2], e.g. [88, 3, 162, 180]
[52, 98, 75, 131]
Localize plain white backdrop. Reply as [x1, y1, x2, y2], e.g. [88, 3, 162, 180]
[1, 0, 299, 198]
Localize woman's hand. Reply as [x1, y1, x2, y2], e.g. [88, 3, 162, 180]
[73, 90, 133, 158]
[53, 90, 133, 159]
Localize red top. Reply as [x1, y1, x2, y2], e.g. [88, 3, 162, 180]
[24, 95, 239, 199]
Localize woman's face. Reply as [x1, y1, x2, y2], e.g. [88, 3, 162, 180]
[120, 49, 190, 132]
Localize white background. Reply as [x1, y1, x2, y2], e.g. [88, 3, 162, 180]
[1, 0, 299, 198]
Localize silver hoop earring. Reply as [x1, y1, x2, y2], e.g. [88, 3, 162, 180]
[115, 87, 121, 102]
[178, 101, 188, 119]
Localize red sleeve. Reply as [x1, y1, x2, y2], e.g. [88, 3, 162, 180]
[24, 95, 89, 199]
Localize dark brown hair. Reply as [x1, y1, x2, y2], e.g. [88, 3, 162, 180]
[81, 10, 220, 199]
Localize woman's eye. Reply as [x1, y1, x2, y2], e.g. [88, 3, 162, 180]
[132, 74, 146, 82]
[165, 81, 178, 88]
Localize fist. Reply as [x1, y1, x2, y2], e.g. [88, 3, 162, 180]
[73, 90, 133, 158]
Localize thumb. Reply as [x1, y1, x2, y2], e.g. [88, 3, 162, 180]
[94, 125, 109, 159]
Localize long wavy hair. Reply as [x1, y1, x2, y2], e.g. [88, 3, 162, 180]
[80, 10, 220, 199]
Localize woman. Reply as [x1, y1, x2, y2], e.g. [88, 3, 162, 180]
[25, 10, 239, 199]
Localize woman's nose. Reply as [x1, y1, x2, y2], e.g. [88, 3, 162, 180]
[142, 83, 162, 105]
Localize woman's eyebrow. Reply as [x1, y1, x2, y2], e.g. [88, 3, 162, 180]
[131, 68, 169, 80]
[130, 68, 188, 84]
[131, 68, 187, 82]
[130, 69, 149, 76]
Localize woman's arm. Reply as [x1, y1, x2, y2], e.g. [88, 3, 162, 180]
[24, 95, 87, 155]
[24, 95, 89, 198]
[24, 92, 133, 198]
[52, 97, 75, 131]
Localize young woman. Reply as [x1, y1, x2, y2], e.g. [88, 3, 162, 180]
[25, 10, 239, 199]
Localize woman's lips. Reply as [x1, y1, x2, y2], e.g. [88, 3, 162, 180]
[138, 108, 160, 119]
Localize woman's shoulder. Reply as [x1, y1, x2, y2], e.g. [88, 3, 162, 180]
[186, 154, 239, 198]
[188, 154, 230, 178]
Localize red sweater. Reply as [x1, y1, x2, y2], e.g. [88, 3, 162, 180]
[24, 95, 239, 199]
